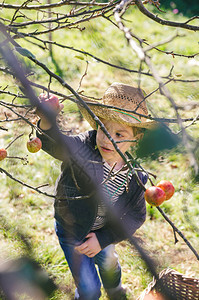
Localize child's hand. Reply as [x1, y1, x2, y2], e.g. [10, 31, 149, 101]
[37, 93, 64, 117]
[74, 232, 102, 258]
[36, 93, 64, 130]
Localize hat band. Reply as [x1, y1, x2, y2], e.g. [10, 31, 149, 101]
[112, 109, 142, 123]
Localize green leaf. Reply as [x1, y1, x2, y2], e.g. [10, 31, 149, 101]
[75, 55, 85, 60]
[15, 47, 36, 59]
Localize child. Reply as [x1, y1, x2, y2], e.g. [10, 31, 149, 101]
[36, 82, 154, 300]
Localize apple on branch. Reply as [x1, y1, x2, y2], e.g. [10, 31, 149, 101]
[144, 186, 166, 206]
[157, 180, 175, 200]
[27, 137, 42, 153]
[0, 148, 7, 161]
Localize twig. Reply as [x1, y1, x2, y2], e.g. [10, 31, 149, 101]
[0, 100, 39, 130]
[177, 113, 199, 133]
[0, 1, 119, 10]
[0, 167, 54, 198]
[11, 33, 199, 83]
[114, 0, 199, 261]
[8, 3, 114, 27]
[157, 207, 199, 260]
[0, 167, 92, 200]
[116, 139, 137, 143]
[6, 155, 28, 163]
[36, 183, 50, 189]
[0, 126, 8, 131]
[76, 60, 89, 92]
[135, 0, 199, 31]
[114, 1, 199, 175]
[9, 5, 115, 36]
[5, 133, 24, 150]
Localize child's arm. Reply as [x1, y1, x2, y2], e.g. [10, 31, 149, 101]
[36, 93, 80, 161]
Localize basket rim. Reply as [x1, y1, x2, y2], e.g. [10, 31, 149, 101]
[137, 268, 199, 300]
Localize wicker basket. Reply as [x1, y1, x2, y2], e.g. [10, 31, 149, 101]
[138, 268, 199, 300]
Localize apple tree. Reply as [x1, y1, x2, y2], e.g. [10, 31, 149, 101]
[0, 0, 199, 299]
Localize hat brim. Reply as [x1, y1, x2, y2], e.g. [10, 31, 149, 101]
[78, 97, 157, 130]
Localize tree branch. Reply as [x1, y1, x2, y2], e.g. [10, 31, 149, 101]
[157, 207, 199, 260]
[135, 0, 199, 31]
[114, 1, 199, 175]
[0, 1, 118, 10]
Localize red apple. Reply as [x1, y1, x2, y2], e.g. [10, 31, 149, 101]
[143, 291, 166, 300]
[157, 180, 175, 200]
[0, 148, 7, 161]
[27, 137, 42, 153]
[144, 186, 166, 206]
[39, 93, 60, 111]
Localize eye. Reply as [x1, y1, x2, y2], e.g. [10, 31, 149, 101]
[116, 132, 123, 138]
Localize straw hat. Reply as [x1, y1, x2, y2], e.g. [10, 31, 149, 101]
[78, 82, 156, 130]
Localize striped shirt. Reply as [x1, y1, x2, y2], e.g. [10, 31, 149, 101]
[91, 161, 132, 230]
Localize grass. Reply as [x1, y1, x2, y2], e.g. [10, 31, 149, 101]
[0, 2, 199, 299]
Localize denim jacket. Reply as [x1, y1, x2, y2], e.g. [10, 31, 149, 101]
[37, 127, 147, 249]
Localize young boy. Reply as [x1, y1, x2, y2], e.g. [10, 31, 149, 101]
[36, 83, 154, 300]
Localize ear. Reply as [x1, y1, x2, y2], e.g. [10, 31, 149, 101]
[132, 127, 145, 144]
[136, 132, 144, 142]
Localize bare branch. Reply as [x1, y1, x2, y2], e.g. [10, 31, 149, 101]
[0, 167, 54, 198]
[8, 31, 199, 83]
[157, 207, 199, 260]
[5, 133, 24, 149]
[8, 2, 117, 28]
[114, 1, 199, 175]
[0, 100, 39, 130]
[0, 1, 118, 10]
[76, 60, 89, 92]
[177, 113, 199, 133]
[135, 0, 199, 31]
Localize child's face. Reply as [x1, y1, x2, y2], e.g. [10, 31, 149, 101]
[96, 118, 135, 168]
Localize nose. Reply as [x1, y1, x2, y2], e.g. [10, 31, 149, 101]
[101, 131, 111, 144]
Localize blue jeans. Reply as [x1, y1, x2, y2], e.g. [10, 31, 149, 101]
[55, 221, 122, 300]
